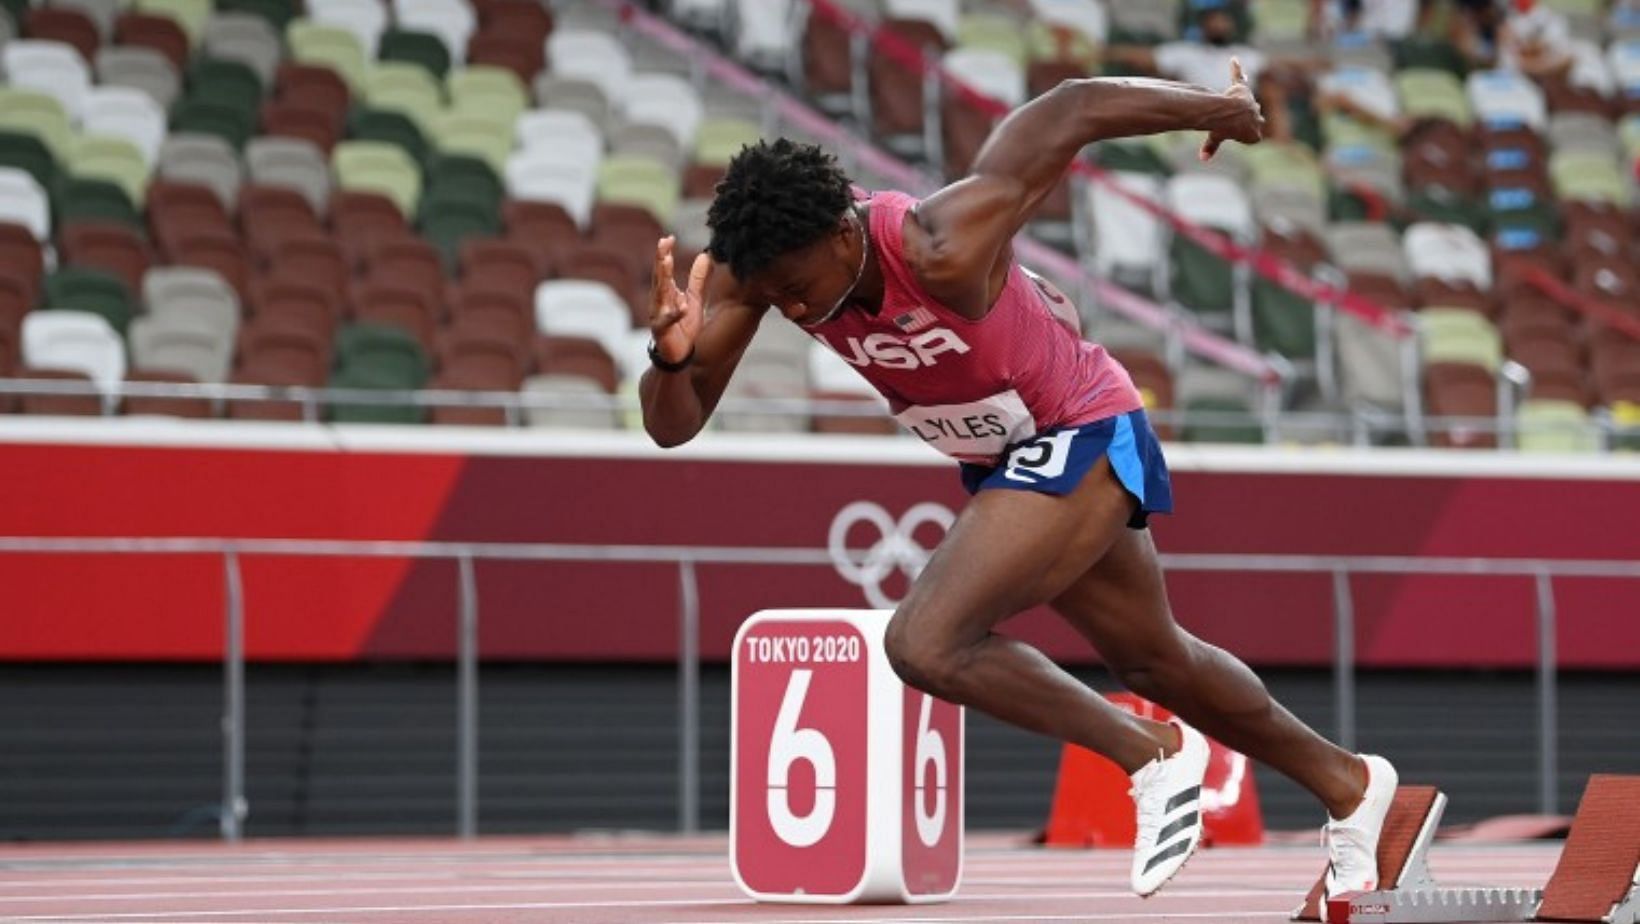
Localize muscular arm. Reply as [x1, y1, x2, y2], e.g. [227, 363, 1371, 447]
[909, 66, 1264, 316]
[639, 239, 766, 447]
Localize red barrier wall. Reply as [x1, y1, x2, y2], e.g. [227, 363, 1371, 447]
[0, 423, 1634, 667]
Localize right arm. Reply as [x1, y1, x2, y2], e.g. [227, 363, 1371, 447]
[638, 236, 764, 447]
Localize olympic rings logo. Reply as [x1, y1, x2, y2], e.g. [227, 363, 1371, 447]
[827, 501, 955, 608]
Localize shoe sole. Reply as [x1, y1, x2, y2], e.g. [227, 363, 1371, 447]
[1133, 831, 1204, 899]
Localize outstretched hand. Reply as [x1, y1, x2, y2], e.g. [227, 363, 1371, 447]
[1200, 57, 1266, 161]
[649, 236, 711, 364]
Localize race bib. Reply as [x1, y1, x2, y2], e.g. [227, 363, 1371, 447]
[894, 390, 1038, 463]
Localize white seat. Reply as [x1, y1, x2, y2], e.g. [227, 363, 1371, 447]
[2, 40, 92, 120]
[309, 0, 388, 55]
[21, 310, 127, 393]
[0, 167, 51, 241]
[95, 46, 181, 110]
[157, 133, 243, 209]
[129, 314, 233, 384]
[548, 29, 633, 106]
[1565, 39, 1614, 97]
[79, 86, 167, 167]
[141, 267, 241, 340]
[516, 108, 603, 162]
[883, 0, 959, 44]
[808, 341, 878, 396]
[942, 48, 1026, 107]
[1325, 221, 1408, 282]
[521, 374, 619, 429]
[1029, 0, 1108, 44]
[1165, 172, 1254, 237]
[534, 280, 633, 361]
[245, 136, 332, 211]
[621, 72, 706, 151]
[1089, 171, 1164, 280]
[1608, 39, 1640, 93]
[1403, 222, 1491, 289]
[393, 0, 476, 65]
[1466, 69, 1548, 130]
[505, 151, 597, 227]
[730, 0, 796, 71]
[1319, 66, 1400, 122]
[203, 11, 283, 86]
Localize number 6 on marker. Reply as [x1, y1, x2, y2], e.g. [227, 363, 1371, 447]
[913, 693, 947, 846]
[767, 669, 836, 847]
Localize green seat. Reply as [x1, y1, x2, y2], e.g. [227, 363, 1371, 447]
[0, 88, 73, 162]
[1395, 69, 1471, 127]
[55, 177, 142, 229]
[1394, 37, 1467, 78]
[1169, 233, 1234, 316]
[44, 267, 136, 334]
[0, 130, 59, 191]
[217, 0, 296, 31]
[1543, 0, 1601, 16]
[596, 155, 679, 225]
[347, 108, 429, 164]
[1252, 278, 1316, 358]
[956, 14, 1028, 66]
[418, 193, 502, 269]
[135, 0, 211, 43]
[1516, 400, 1598, 453]
[1245, 142, 1326, 200]
[693, 117, 762, 167]
[186, 58, 264, 113]
[1181, 397, 1264, 444]
[68, 135, 150, 206]
[1406, 187, 1489, 235]
[1322, 113, 1397, 153]
[1550, 151, 1629, 206]
[363, 61, 444, 133]
[331, 323, 429, 423]
[446, 65, 528, 128]
[171, 98, 257, 149]
[287, 20, 368, 91]
[378, 28, 451, 80]
[1421, 307, 1502, 371]
[1252, 0, 1309, 41]
[333, 140, 422, 218]
[424, 153, 502, 208]
[427, 110, 512, 174]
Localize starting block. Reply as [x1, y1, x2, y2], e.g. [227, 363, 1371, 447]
[730, 609, 964, 904]
[1294, 774, 1640, 924]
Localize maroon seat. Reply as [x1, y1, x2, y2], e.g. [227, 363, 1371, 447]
[0, 225, 47, 302]
[350, 279, 439, 352]
[25, 7, 101, 62]
[114, 11, 189, 72]
[473, 0, 553, 45]
[274, 63, 351, 124]
[1424, 362, 1498, 449]
[265, 233, 350, 304]
[59, 222, 153, 295]
[260, 99, 342, 152]
[458, 238, 544, 299]
[801, 8, 854, 100]
[15, 368, 102, 417]
[167, 228, 252, 298]
[249, 276, 341, 341]
[534, 334, 618, 393]
[124, 369, 214, 419]
[438, 325, 528, 388]
[466, 32, 543, 83]
[228, 361, 321, 421]
[869, 19, 947, 141]
[148, 181, 234, 256]
[240, 184, 325, 260]
[502, 199, 583, 270]
[449, 284, 533, 342]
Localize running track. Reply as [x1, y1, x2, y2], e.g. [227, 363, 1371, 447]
[0, 834, 1560, 923]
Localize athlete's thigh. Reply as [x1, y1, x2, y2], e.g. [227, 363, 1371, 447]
[1049, 525, 1186, 664]
[895, 458, 1136, 646]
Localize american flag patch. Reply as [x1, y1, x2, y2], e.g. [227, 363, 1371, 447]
[892, 306, 938, 332]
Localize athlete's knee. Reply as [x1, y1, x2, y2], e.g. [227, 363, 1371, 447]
[884, 609, 968, 697]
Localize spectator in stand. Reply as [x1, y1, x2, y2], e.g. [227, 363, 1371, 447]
[1498, 0, 1576, 79]
[1103, 0, 1267, 92]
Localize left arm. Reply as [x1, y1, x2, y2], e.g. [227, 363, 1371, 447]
[907, 60, 1264, 316]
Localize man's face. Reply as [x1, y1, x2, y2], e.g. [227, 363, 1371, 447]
[1201, 9, 1235, 45]
[753, 214, 863, 327]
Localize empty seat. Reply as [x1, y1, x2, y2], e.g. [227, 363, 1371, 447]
[143, 265, 241, 338]
[1516, 399, 1598, 453]
[516, 108, 602, 166]
[364, 59, 444, 131]
[329, 189, 410, 255]
[265, 232, 349, 302]
[260, 98, 343, 152]
[124, 367, 213, 418]
[0, 223, 45, 299]
[14, 366, 105, 415]
[59, 221, 151, 294]
[95, 45, 180, 109]
[148, 178, 233, 250]
[68, 135, 149, 207]
[244, 136, 331, 211]
[546, 28, 631, 108]
[520, 373, 617, 428]
[0, 87, 73, 162]
[380, 27, 453, 80]
[332, 140, 421, 218]
[595, 155, 679, 226]
[129, 312, 231, 382]
[349, 278, 438, 352]
[620, 72, 705, 155]
[43, 266, 134, 334]
[248, 276, 339, 342]
[80, 86, 167, 167]
[466, 31, 542, 85]
[156, 133, 243, 208]
[0, 166, 49, 240]
[1165, 173, 1254, 317]
[21, 308, 125, 392]
[505, 150, 596, 227]
[358, 237, 444, 298]
[1088, 171, 1163, 292]
[24, 7, 100, 63]
[307, 0, 386, 57]
[203, 10, 281, 86]
[57, 177, 140, 228]
[166, 227, 251, 298]
[329, 322, 429, 424]
[459, 238, 542, 295]
[394, 0, 476, 66]
[286, 19, 367, 90]
[1176, 366, 1263, 444]
[114, 10, 189, 72]
[3, 39, 91, 120]
[1466, 69, 1548, 130]
[534, 278, 630, 361]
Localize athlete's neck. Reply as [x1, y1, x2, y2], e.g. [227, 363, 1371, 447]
[849, 202, 886, 315]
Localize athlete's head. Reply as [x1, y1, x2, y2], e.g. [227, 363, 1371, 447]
[707, 138, 868, 328]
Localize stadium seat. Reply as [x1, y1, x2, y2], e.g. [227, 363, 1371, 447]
[24, 7, 100, 62]
[188, 56, 264, 113]
[124, 368, 214, 418]
[595, 155, 679, 226]
[1466, 70, 1548, 130]
[59, 221, 151, 294]
[43, 266, 135, 335]
[157, 134, 243, 208]
[379, 28, 452, 80]
[393, 0, 477, 66]
[0, 167, 49, 240]
[534, 279, 631, 362]
[521, 373, 618, 428]
[0, 88, 73, 163]
[3, 39, 91, 120]
[350, 278, 439, 353]
[1516, 399, 1598, 452]
[1549, 150, 1630, 206]
[448, 64, 529, 128]
[81, 87, 167, 168]
[129, 312, 231, 383]
[166, 227, 250, 298]
[364, 60, 444, 132]
[1395, 68, 1471, 127]
[428, 110, 514, 175]
[1165, 173, 1253, 319]
[21, 308, 126, 393]
[95, 46, 180, 109]
[244, 136, 331, 211]
[308, 0, 386, 57]
[1088, 171, 1164, 293]
[621, 72, 705, 155]
[286, 19, 368, 91]
[57, 177, 140, 228]
[15, 366, 105, 415]
[1176, 366, 1263, 444]
[143, 266, 240, 341]
[114, 10, 189, 71]
[547, 29, 632, 109]
[330, 322, 430, 424]
[203, 11, 281, 86]
[332, 140, 422, 219]
[450, 283, 533, 341]
[329, 189, 411, 255]
[1404, 223, 1492, 292]
[466, 31, 543, 85]
[68, 135, 149, 207]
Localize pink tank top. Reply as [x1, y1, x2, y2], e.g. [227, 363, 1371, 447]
[809, 190, 1143, 465]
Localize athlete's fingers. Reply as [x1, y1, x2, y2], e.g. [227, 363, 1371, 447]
[650, 236, 675, 315]
[1230, 56, 1245, 86]
[685, 252, 712, 307]
[1200, 133, 1222, 161]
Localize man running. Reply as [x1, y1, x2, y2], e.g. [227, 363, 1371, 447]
[639, 61, 1398, 898]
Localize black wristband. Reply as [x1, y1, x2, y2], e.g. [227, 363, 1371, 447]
[648, 340, 695, 373]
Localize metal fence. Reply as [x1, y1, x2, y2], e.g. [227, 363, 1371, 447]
[0, 536, 1635, 841]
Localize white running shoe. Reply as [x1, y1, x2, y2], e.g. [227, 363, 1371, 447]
[1323, 754, 1400, 900]
[1129, 719, 1210, 896]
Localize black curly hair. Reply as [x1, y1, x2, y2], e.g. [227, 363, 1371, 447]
[706, 138, 853, 281]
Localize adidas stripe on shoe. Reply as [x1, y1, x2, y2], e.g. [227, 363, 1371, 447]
[1129, 720, 1210, 896]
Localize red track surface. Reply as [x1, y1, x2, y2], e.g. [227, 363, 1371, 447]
[0, 833, 1560, 923]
